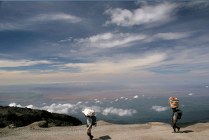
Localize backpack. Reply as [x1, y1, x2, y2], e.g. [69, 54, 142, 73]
[91, 116, 97, 125]
[176, 109, 182, 120]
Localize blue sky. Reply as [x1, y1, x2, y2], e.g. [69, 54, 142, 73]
[0, 0, 209, 88]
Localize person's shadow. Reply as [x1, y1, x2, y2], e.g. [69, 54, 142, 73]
[176, 130, 194, 133]
[93, 135, 111, 140]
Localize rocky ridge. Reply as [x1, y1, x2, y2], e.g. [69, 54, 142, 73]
[0, 106, 82, 128]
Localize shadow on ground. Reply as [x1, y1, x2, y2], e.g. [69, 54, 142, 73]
[181, 130, 194, 133]
[98, 135, 111, 140]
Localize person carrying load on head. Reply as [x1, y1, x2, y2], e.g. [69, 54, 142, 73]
[169, 97, 182, 133]
[82, 108, 97, 140]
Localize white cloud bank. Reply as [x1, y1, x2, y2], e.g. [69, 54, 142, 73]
[9, 103, 23, 108]
[105, 2, 177, 27]
[151, 105, 168, 112]
[8, 102, 80, 114]
[8, 102, 137, 117]
[102, 107, 137, 116]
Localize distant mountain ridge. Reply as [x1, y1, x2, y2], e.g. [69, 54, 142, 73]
[0, 106, 82, 128]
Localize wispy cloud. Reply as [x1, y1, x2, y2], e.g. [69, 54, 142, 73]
[0, 13, 82, 31]
[105, 2, 177, 27]
[0, 52, 168, 85]
[0, 23, 20, 31]
[146, 32, 191, 42]
[64, 53, 166, 74]
[76, 32, 147, 48]
[74, 31, 191, 50]
[163, 47, 209, 68]
[0, 59, 53, 67]
[185, 0, 209, 8]
[29, 13, 82, 23]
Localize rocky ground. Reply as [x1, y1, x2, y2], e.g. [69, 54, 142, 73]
[1, 121, 209, 140]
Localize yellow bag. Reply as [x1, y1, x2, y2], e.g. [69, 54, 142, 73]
[169, 97, 179, 108]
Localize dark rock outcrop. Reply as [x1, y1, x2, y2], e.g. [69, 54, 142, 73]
[0, 106, 82, 128]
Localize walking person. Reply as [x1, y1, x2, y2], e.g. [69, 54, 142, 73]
[169, 97, 182, 133]
[82, 108, 97, 140]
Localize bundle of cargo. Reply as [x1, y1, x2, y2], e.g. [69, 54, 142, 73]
[169, 97, 179, 108]
[82, 108, 96, 117]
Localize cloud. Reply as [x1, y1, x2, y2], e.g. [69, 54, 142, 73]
[29, 13, 82, 23]
[188, 93, 193, 96]
[41, 103, 76, 114]
[26, 104, 37, 109]
[151, 106, 168, 112]
[64, 53, 166, 74]
[0, 70, 29, 74]
[0, 59, 53, 68]
[81, 106, 137, 117]
[161, 47, 209, 71]
[0, 52, 167, 85]
[8, 102, 137, 117]
[185, 1, 209, 8]
[105, 2, 177, 27]
[94, 99, 102, 104]
[120, 96, 129, 100]
[75, 31, 191, 49]
[0, 23, 20, 31]
[9, 103, 38, 110]
[102, 107, 137, 116]
[147, 32, 191, 42]
[133, 95, 139, 99]
[9, 102, 84, 115]
[0, 13, 82, 31]
[9, 103, 23, 108]
[76, 32, 147, 48]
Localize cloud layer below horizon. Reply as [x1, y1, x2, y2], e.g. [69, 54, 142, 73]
[8, 102, 138, 117]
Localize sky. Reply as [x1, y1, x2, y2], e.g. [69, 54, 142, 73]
[1, 1, 209, 123]
[0, 0, 209, 90]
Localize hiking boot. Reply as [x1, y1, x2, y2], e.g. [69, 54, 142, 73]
[90, 135, 94, 140]
[173, 128, 176, 132]
[87, 133, 93, 140]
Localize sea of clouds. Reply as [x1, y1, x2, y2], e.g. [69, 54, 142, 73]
[9, 94, 168, 116]
[8, 94, 171, 123]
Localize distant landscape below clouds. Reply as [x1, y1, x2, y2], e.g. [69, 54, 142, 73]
[6, 92, 209, 124]
[0, 83, 208, 124]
